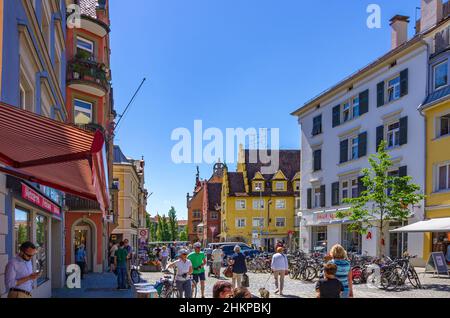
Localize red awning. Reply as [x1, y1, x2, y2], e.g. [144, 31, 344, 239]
[0, 102, 109, 214]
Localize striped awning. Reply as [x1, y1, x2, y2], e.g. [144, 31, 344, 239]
[0, 102, 109, 214]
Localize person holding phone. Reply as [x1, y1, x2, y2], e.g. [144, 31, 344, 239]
[5, 241, 41, 298]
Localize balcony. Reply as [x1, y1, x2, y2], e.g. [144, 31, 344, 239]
[66, 194, 101, 211]
[67, 57, 109, 97]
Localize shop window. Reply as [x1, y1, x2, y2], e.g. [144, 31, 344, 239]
[311, 226, 327, 253]
[275, 218, 286, 227]
[389, 221, 408, 259]
[74, 99, 93, 125]
[35, 215, 48, 285]
[341, 224, 361, 254]
[14, 207, 31, 254]
[432, 232, 450, 260]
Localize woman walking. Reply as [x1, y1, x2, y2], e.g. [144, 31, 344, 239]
[160, 246, 169, 270]
[228, 245, 247, 289]
[271, 247, 289, 295]
[329, 244, 353, 298]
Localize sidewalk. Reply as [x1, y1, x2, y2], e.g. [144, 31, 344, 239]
[52, 272, 139, 298]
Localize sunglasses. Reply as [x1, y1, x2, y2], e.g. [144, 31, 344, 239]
[22, 251, 34, 258]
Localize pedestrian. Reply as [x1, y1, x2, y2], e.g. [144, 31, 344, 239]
[75, 244, 87, 279]
[329, 244, 353, 298]
[160, 246, 169, 270]
[212, 281, 233, 298]
[232, 287, 253, 298]
[154, 245, 162, 260]
[114, 241, 128, 290]
[271, 247, 289, 295]
[170, 242, 177, 260]
[109, 241, 118, 273]
[188, 242, 207, 298]
[167, 249, 193, 298]
[211, 246, 224, 278]
[228, 245, 247, 289]
[123, 239, 133, 288]
[315, 263, 344, 298]
[5, 241, 41, 298]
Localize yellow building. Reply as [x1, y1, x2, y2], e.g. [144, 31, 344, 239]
[220, 149, 300, 252]
[112, 146, 147, 251]
[420, 95, 450, 261]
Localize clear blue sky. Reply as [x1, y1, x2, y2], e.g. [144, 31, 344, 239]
[109, 0, 420, 219]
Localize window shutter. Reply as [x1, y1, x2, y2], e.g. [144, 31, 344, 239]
[312, 115, 322, 136]
[358, 132, 367, 158]
[332, 105, 341, 127]
[359, 89, 369, 115]
[399, 116, 408, 145]
[400, 68, 409, 97]
[377, 81, 385, 107]
[358, 176, 367, 197]
[320, 185, 326, 207]
[340, 139, 349, 163]
[313, 149, 322, 171]
[307, 188, 312, 209]
[331, 182, 340, 206]
[376, 125, 384, 152]
[399, 166, 408, 177]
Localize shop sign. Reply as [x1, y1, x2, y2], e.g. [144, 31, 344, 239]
[313, 210, 351, 225]
[22, 183, 61, 215]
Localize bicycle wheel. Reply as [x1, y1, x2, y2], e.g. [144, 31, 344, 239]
[131, 269, 140, 284]
[407, 268, 422, 289]
[301, 266, 316, 281]
[381, 270, 399, 291]
[289, 266, 297, 279]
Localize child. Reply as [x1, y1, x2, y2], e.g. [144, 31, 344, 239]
[315, 263, 344, 298]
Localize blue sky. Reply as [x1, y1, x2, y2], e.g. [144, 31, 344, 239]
[109, 0, 420, 219]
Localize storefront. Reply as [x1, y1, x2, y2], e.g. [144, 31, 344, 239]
[7, 178, 64, 297]
[432, 232, 450, 263]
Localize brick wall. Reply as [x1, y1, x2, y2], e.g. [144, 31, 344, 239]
[0, 173, 8, 297]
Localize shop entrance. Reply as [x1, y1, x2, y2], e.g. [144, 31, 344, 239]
[389, 221, 408, 258]
[311, 226, 327, 253]
[74, 221, 94, 272]
[263, 238, 275, 253]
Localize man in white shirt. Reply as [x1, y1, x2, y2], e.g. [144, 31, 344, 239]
[211, 247, 224, 278]
[271, 247, 289, 295]
[167, 249, 193, 298]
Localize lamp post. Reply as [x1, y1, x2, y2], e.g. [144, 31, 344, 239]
[255, 185, 263, 249]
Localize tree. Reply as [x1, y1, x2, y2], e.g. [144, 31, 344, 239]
[337, 141, 424, 257]
[146, 213, 158, 242]
[179, 229, 188, 242]
[168, 206, 178, 241]
[156, 215, 171, 242]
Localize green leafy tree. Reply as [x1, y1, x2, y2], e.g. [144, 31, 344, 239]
[337, 141, 424, 257]
[156, 215, 171, 241]
[146, 213, 158, 242]
[168, 206, 178, 241]
[179, 229, 188, 242]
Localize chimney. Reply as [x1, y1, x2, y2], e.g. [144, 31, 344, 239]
[390, 15, 410, 49]
[420, 0, 443, 32]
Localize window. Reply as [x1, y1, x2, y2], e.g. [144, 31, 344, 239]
[437, 163, 450, 191]
[387, 122, 400, 148]
[210, 211, 219, 220]
[253, 199, 264, 210]
[14, 207, 31, 254]
[352, 96, 360, 118]
[19, 84, 26, 109]
[236, 218, 246, 228]
[313, 187, 321, 208]
[313, 149, 322, 171]
[434, 61, 448, 90]
[193, 210, 201, 219]
[41, 6, 51, 54]
[342, 178, 358, 200]
[342, 96, 360, 123]
[252, 218, 264, 228]
[253, 181, 264, 192]
[74, 99, 93, 125]
[19, 71, 34, 112]
[388, 76, 401, 102]
[342, 224, 362, 254]
[235, 200, 246, 210]
[439, 114, 450, 137]
[351, 137, 359, 160]
[275, 218, 286, 227]
[294, 181, 300, 192]
[342, 181, 349, 200]
[35, 215, 48, 285]
[343, 101, 351, 123]
[275, 199, 286, 209]
[351, 179, 358, 198]
[76, 36, 94, 60]
[275, 182, 285, 191]
[312, 226, 327, 250]
[312, 115, 322, 136]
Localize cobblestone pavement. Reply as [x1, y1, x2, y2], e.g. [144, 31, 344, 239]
[141, 267, 450, 299]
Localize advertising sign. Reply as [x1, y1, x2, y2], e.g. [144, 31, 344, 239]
[22, 183, 61, 215]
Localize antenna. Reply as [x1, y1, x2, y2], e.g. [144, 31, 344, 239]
[114, 78, 147, 134]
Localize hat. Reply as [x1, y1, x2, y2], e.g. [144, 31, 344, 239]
[179, 249, 188, 255]
[193, 242, 202, 248]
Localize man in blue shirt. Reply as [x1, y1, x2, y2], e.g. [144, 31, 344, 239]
[75, 244, 87, 279]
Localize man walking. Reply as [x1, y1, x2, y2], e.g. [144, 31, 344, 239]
[123, 239, 133, 288]
[114, 241, 128, 290]
[188, 242, 207, 298]
[5, 241, 41, 298]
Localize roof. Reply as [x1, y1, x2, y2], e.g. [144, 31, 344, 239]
[227, 172, 245, 195]
[178, 220, 188, 226]
[113, 145, 131, 164]
[207, 183, 222, 209]
[420, 85, 450, 110]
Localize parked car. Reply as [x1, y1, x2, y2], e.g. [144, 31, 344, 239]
[221, 243, 261, 264]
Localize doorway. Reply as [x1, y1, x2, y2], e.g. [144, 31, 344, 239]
[74, 221, 93, 272]
[389, 221, 408, 258]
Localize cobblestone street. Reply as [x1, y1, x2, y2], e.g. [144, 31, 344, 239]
[141, 267, 450, 299]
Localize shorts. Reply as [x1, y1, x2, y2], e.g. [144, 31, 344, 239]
[192, 272, 206, 283]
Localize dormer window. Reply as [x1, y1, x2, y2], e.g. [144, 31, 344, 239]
[433, 60, 448, 91]
[253, 181, 264, 192]
[274, 181, 285, 191]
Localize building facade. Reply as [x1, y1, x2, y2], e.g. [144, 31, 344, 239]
[0, 0, 68, 298]
[292, 1, 450, 264]
[111, 146, 147, 253]
[220, 149, 300, 252]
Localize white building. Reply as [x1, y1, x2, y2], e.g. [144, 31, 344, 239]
[292, 1, 450, 265]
